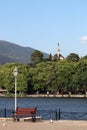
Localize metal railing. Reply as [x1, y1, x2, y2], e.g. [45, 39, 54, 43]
[36, 109, 58, 120]
[0, 108, 13, 118]
[60, 111, 87, 120]
[0, 108, 87, 120]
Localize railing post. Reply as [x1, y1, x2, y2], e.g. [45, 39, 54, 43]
[55, 109, 58, 120]
[59, 108, 61, 120]
[4, 107, 6, 117]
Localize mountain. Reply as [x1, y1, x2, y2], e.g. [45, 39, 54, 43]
[0, 40, 49, 64]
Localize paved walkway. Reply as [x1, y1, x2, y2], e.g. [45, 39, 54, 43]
[0, 120, 87, 130]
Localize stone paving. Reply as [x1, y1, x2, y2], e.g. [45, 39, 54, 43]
[0, 120, 87, 130]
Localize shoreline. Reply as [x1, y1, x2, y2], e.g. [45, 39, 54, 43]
[27, 94, 87, 98]
[0, 94, 87, 98]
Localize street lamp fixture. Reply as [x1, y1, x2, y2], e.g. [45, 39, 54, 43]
[13, 67, 18, 111]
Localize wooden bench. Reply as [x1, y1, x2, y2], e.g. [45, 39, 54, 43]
[13, 107, 37, 122]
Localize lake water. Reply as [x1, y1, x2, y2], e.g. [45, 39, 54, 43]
[0, 97, 87, 112]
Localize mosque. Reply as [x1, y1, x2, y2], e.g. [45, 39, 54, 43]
[52, 43, 65, 61]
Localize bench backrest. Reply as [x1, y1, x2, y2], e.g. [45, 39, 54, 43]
[16, 107, 37, 115]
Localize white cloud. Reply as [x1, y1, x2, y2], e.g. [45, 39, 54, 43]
[80, 36, 87, 43]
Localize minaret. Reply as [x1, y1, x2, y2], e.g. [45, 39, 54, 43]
[57, 43, 60, 58]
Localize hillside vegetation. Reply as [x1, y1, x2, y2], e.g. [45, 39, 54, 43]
[0, 56, 87, 96]
[0, 40, 48, 64]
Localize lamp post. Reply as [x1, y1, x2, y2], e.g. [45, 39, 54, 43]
[13, 67, 18, 111]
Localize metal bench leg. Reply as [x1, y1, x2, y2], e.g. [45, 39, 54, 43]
[32, 116, 36, 122]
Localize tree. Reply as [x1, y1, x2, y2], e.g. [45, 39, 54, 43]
[31, 50, 43, 64]
[43, 53, 52, 61]
[0, 63, 28, 95]
[55, 61, 75, 93]
[71, 59, 87, 93]
[30, 61, 58, 94]
[52, 54, 59, 61]
[66, 53, 80, 62]
[82, 55, 87, 60]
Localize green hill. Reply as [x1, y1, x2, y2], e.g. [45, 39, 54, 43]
[0, 40, 48, 64]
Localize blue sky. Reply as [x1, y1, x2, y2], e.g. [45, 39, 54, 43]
[0, 0, 87, 57]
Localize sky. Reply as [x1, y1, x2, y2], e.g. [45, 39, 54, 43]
[0, 0, 87, 57]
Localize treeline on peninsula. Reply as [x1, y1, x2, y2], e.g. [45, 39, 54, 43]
[0, 52, 87, 96]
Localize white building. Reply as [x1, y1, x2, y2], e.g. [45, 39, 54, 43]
[52, 43, 65, 61]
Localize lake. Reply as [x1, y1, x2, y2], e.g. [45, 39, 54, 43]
[0, 97, 87, 112]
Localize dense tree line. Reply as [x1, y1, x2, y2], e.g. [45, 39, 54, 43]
[0, 51, 87, 96]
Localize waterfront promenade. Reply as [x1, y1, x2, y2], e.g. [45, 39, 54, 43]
[0, 120, 87, 130]
[0, 93, 87, 98]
